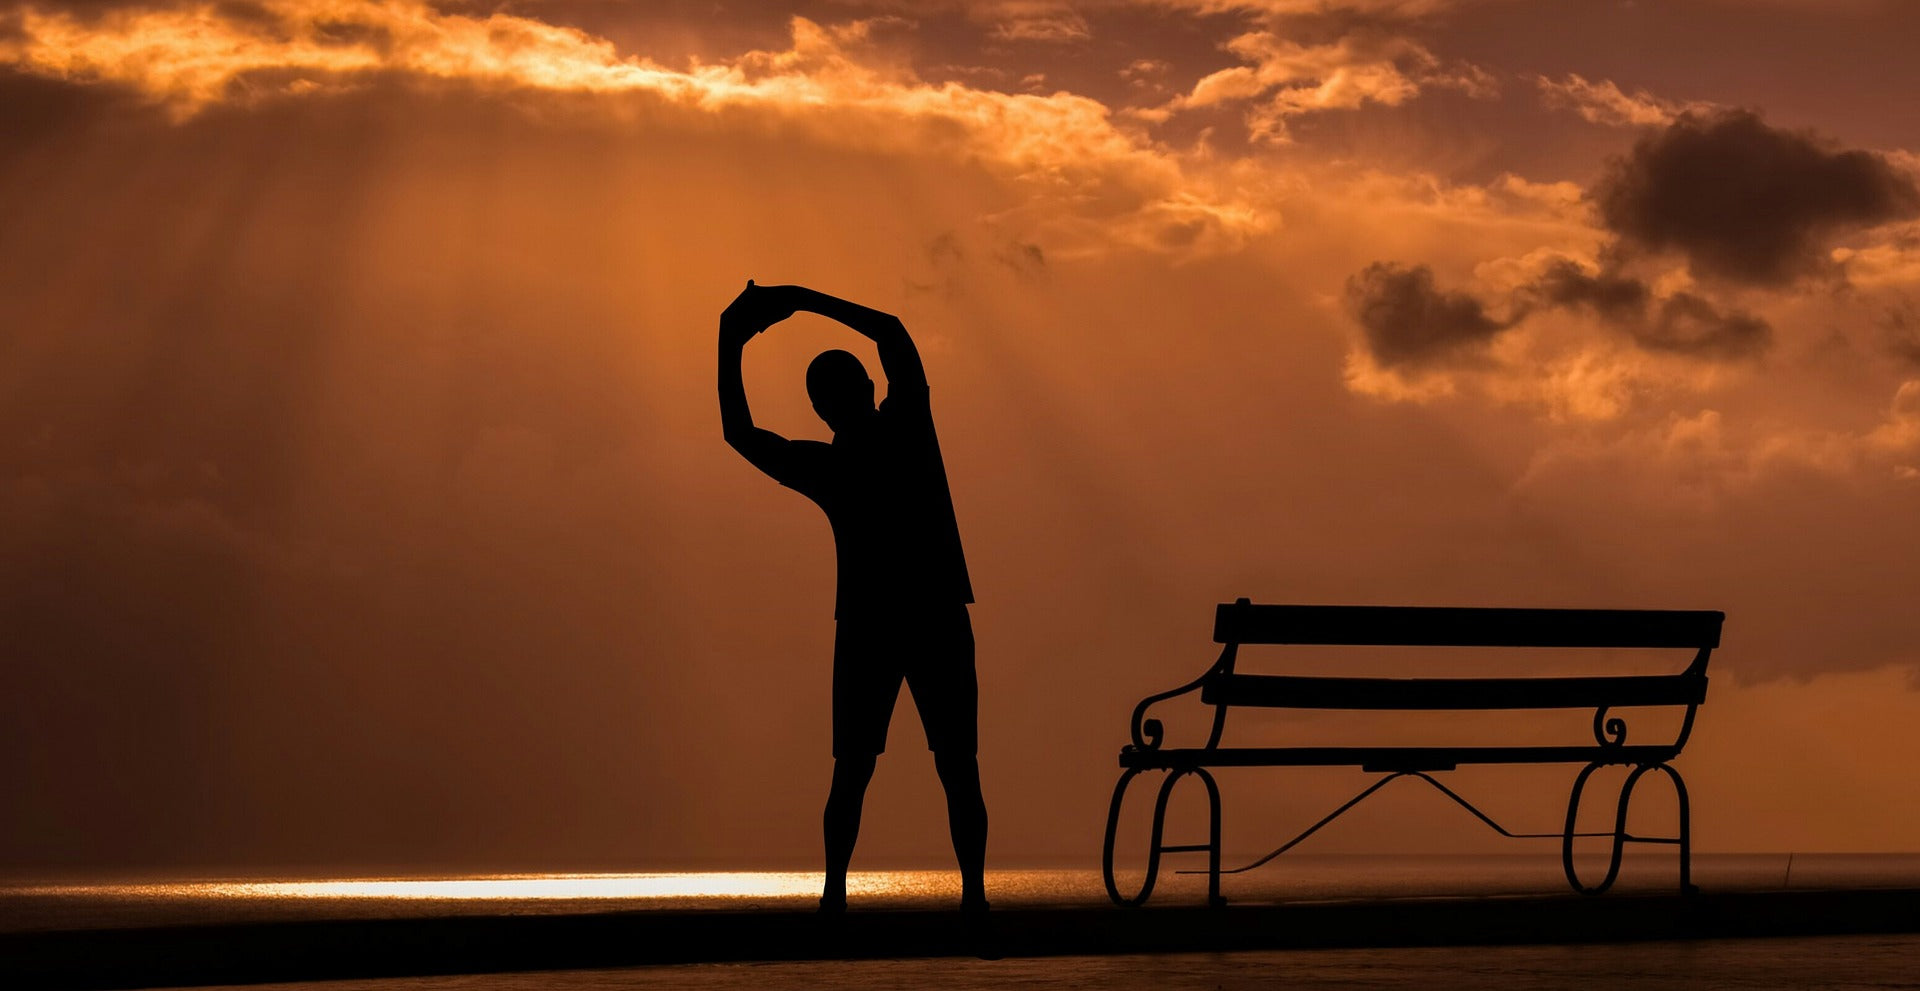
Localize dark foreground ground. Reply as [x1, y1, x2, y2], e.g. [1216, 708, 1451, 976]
[6, 887, 1920, 990]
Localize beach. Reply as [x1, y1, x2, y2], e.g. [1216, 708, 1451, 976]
[210, 934, 1920, 990]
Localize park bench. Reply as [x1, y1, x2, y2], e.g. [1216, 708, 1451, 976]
[1102, 599, 1723, 907]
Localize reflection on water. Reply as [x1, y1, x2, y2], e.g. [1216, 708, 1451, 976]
[6, 855, 1920, 934]
[19, 872, 849, 902]
[0, 868, 995, 931]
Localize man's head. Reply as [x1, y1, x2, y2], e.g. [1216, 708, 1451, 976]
[806, 349, 875, 433]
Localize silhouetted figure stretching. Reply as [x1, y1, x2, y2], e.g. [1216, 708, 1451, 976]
[718, 281, 988, 914]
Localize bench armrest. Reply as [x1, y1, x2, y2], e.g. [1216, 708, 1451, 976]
[1128, 644, 1237, 751]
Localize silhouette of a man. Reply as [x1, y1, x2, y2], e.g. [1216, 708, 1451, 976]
[718, 281, 987, 913]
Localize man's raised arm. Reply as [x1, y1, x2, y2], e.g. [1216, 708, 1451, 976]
[718, 282, 802, 478]
[776, 286, 928, 403]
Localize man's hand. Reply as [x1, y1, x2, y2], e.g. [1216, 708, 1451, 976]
[719, 280, 765, 348]
[719, 280, 804, 348]
[747, 283, 808, 323]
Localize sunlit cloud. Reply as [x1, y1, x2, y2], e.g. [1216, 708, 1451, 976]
[1342, 312, 1742, 425]
[4, 0, 703, 109]
[0, 0, 1271, 253]
[851, 0, 1092, 42]
[1516, 379, 1920, 506]
[1834, 222, 1920, 290]
[1534, 73, 1713, 128]
[1162, 30, 1494, 142]
[1120, 57, 1170, 83]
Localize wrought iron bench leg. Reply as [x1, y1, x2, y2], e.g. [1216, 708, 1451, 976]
[1643, 762, 1697, 895]
[1103, 766, 1226, 908]
[1563, 761, 1696, 896]
[1103, 768, 1150, 906]
[1562, 761, 1617, 895]
[1190, 767, 1225, 908]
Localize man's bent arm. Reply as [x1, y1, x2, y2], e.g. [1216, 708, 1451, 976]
[718, 318, 799, 478]
[718, 339, 756, 448]
[788, 288, 928, 399]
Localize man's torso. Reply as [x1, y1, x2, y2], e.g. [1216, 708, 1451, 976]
[774, 398, 972, 618]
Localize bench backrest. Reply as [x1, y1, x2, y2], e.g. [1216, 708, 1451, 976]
[1214, 602, 1723, 650]
[1201, 601, 1722, 712]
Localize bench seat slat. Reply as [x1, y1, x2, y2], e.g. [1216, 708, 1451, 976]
[1215, 604, 1723, 649]
[1200, 673, 1707, 710]
[1121, 744, 1680, 772]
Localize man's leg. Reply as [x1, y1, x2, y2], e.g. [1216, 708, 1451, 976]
[822, 754, 877, 911]
[934, 751, 988, 908]
[908, 605, 987, 909]
[827, 614, 897, 912]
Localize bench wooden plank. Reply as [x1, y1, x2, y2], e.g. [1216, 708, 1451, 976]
[1120, 744, 1682, 771]
[1200, 673, 1708, 710]
[1214, 603, 1724, 649]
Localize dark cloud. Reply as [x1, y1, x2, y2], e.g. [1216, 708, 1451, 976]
[1593, 109, 1920, 286]
[1632, 291, 1771, 359]
[311, 13, 395, 52]
[1344, 262, 1513, 366]
[0, 69, 134, 161]
[1347, 255, 1772, 364]
[1524, 257, 1769, 360]
[994, 239, 1045, 278]
[1349, 111, 1866, 366]
[1530, 257, 1650, 322]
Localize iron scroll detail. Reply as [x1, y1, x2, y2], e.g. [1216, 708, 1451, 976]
[1592, 706, 1628, 747]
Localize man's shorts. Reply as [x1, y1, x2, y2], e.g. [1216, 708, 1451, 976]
[832, 603, 976, 758]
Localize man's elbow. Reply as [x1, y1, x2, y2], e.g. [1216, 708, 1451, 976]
[873, 318, 921, 363]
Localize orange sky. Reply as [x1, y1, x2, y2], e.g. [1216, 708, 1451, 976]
[1, 0, 1918, 874]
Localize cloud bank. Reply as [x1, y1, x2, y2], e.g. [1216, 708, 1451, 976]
[1344, 110, 1920, 383]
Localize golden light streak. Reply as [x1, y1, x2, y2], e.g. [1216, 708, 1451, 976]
[15, 872, 937, 901]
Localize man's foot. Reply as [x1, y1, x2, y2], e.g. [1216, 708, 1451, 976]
[960, 896, 999, 959]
